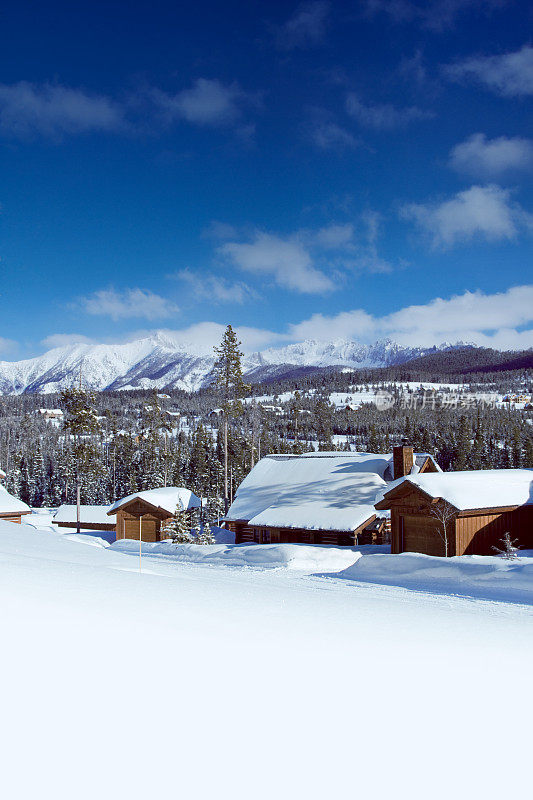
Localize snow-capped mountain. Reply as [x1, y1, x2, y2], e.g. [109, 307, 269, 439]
[0, 332, 454, 395]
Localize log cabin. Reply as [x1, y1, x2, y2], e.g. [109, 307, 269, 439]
[52, 505, 116, 532]
[225, 446, 440, 547]
[108, 487, 201, 542]
[0, 484, 32, 525]
[375, 468, 533, 556]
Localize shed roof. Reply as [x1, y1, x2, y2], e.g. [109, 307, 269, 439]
[108, 487, 201, 517]
[375, 469, 533, 512]
[53, 505, 112, 524]
[226, 452, 389, 532]
[0, 485, 31, 515]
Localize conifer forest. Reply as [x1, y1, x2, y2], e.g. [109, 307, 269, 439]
[0, 363, 531, 510]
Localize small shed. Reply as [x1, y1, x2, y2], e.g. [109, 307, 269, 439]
[375, 469, 533, 556]
[52, 505, 115, 531]
[108, 487, 201, 542]
[0, 485, 31, 524]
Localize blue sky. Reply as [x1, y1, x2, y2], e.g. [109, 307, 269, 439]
[0, 0, 532, 358]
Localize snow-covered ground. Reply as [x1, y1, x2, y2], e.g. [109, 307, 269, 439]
[243, 383, 532, 413]
[1, 521, 532, 799]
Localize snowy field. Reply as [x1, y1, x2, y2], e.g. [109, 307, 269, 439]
[1, 521, 532, 799]
[243, 383, 531, 412]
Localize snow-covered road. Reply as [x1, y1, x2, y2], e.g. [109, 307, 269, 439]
[1, 523, 531, 800]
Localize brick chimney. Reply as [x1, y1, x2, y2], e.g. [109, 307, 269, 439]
[393, 445, 414, 479]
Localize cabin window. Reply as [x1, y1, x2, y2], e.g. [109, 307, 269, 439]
[253, 528, 260, 543]
[261, 529, 271, 544]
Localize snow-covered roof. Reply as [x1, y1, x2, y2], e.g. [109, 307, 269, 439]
[0, 485, 31, 515]
[108, 487, 201, 516]
[53, 505, 112, 524]
[226, 452, 388, 532]
[376, 469, 533, 512]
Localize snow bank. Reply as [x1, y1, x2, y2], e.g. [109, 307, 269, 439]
[210, 524, 235, 544]
[53, 504, 112, 524]
[0, 485, 30, 514]
[62, 533, 112, 548]
[1, 522, 532, 799]
[335, 552, 533, 605]
[112, 539, 360, 572]
[25, 507, 57, 529]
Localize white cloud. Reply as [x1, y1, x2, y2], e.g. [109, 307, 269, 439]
[216, 218, 396, 293]
[450, 134, 533, 178]
[289, 309, 376, 341]
[345, 93, 433, 129]
[364, 0, 504, 33]
[80, 288, 180, 321]
[289, 285, 533, 350]
[219, 232, 335, 294]
[445, 45, 533, 97]
[139, 324, 285, 355]
[41, 333, 96, 349]
[0, 82, 125, 139]
[308, 118, 359, 150]
[401, 184, 532, 248]
[0, 336, 18, 355]
[202, 221, 239, 240]
[275, 2, 330, 49]
[173, 269, 258, 304]
[44, 285, 533, 356]
[151, 79, 251, 127]
[313, 223, 355, 249]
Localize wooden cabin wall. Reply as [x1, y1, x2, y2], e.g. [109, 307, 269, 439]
[55, 521, 116, 531]
[392, 502, 533, 556]
[457, 507, 533, 555]
[230, 521, 359, 546]
[115, 510, 162, 543]
[0, 514, 23, 524]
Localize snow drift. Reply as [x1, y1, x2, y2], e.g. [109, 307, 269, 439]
[335, 551, 533, 604]
[112, 538, 361, 572]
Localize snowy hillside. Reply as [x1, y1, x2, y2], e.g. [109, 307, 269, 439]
[0, 332, 454, 394]
[1, 521, 532, 800]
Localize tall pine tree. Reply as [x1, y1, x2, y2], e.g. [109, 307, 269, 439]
[213, 325, 250, 513]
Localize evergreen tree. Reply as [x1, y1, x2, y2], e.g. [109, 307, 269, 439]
[313, 395, 333, 450]
[213, 325, 250, 513]
[194, 520, 216, 545]
[60, 386, 103, 530]
[453, 415, 471, 470]
[162, 503, 193, 543]
[511, 427, 523, 468]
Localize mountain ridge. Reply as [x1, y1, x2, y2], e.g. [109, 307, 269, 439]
[0, 333, 508, 394]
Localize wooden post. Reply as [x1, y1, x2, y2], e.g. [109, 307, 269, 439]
[76, 484, 81, 534]
[139, 514, 143, 573]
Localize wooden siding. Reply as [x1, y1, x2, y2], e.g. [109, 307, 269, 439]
[54, 521, 116, 531]
[0, 513, 23, 524]
[229, 519, 366, 547]
[401, 514, 450, 557]
[389, 487, 533, 556]
[114, 509, 164, 543]
[456, 507, 533, 555]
